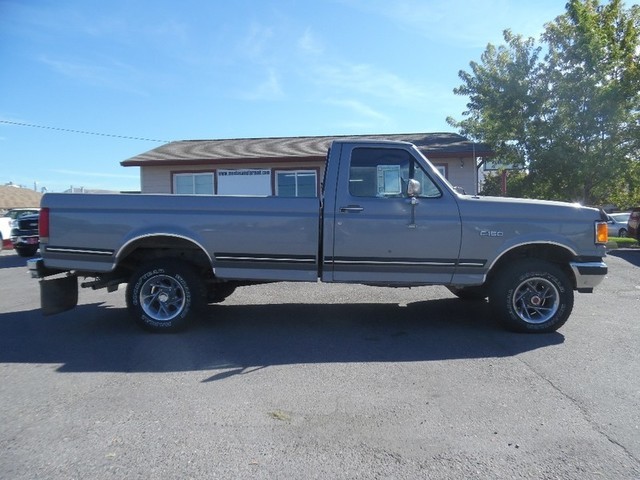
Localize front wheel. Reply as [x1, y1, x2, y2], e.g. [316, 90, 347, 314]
[618, 228, 628, 238]
[126, 259, 205, 332]
[489, 259, 573, 333]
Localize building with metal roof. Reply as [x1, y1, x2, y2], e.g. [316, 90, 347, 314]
[121, 133, 492, 196]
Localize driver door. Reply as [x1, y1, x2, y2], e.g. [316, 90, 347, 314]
[325, 144, 461, 285]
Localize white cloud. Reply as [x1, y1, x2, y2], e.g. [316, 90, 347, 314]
[239, 22, 275, 60]
[298, 28, 324, 55]
[237, 68, 284, 101]
[325, 99, 389, 122]
[340, 0, 562, 47]
[39, 56, 149, 96]
[51, 169, 138, 179]
[311, 62, 428, 104]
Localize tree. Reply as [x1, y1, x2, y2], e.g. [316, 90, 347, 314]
[449, 0, 640, 207]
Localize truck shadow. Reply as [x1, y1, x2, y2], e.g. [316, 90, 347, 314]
[0, 299, 563, 378]
[0, 252, 29, 269]
[608, 248, 640, 267]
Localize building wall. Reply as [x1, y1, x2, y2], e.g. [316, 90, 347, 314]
[141, 161, 324, 195]
[138, 155, 478, 195]
[440, 157, 477, 195]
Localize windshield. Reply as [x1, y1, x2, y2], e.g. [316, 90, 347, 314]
[3, 209, 39, 219]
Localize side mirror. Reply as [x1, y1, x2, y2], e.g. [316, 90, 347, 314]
[407, 179, 421, 197]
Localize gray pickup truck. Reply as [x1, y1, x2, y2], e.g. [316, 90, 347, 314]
[29, 140, 608, 333]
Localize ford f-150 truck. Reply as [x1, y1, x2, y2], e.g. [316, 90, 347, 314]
[29, 140, 608, 333]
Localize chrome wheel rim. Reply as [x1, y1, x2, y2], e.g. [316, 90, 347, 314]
[512, 277, 559, 324]
[139, 274, 186, 322]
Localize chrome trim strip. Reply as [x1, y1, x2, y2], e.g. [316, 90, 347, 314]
[330, 259, 457, 267]
[45, 246, 114, 256]
[324, 257, 486, 268]
[216, 256, 316, 263]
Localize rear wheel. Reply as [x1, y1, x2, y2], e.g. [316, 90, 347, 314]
[126, 259, 205, 332]
[489, 259, 573, 333]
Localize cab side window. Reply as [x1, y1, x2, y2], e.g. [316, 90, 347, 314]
[349, 147, 441, 198]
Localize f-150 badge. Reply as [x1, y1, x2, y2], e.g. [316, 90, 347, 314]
[480, 230, 504, 237]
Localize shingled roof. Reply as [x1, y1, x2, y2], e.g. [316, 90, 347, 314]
[121, 132, 492, 166]
[0, 185, 42, 210]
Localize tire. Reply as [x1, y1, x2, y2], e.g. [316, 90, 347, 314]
[16, 246, 38, 257]
[489, 259, 573, 333]
[0, 234, 3, 253]
[447, 285, 487, 301]
[126, 259, 205, 332]
[618, 228, 628, 238]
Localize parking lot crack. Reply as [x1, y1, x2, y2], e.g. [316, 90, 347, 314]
[513, 354, 640, 467]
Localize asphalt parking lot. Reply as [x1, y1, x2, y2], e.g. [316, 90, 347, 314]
[0, 249, 639, 479]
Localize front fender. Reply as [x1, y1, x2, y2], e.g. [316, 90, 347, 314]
[485, 234, 579, 272]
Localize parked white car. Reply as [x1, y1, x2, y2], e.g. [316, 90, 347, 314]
[606, 212, 631, 238]
[0, 208, 39, 251]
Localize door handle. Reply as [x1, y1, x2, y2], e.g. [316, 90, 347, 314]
[340, 205, 364, 213]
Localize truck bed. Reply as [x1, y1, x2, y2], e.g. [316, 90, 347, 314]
[41, 193, 321, 281]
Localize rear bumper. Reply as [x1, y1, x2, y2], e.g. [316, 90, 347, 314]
[569, 260, 608, 293]
[27, 257, 67, 278]
[27, 257, 46, 278]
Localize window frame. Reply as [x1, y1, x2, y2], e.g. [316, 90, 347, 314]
[348, 147, 442, 199]
[433, 163, 448, 179]
[274, 168, 319, 197]
[171, 171, 216, 195]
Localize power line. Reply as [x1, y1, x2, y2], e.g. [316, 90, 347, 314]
[0, 120, 170, 143]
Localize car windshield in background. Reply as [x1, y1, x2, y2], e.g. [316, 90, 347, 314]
[610, 213, 630, 223]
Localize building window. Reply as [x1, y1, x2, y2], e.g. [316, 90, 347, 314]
[173, 173, 214, 195]
[433, 164, 448, 179]
[275, 170, 317, 197]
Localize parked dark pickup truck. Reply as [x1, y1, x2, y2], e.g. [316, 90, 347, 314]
[29, 140, 608, 333]
[11, 213, 39, 257]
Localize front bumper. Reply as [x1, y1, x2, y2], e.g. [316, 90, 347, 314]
[569, 260, 608, 293]
[11, 234, 39, 248]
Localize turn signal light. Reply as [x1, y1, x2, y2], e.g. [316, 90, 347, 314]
[595, 222, 608, 244]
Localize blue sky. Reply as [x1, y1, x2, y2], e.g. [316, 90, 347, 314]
[1, 0, 567, 192]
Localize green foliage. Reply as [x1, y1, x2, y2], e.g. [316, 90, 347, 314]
[450, 0, 640, 206]
[480, 171, 532, 198]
